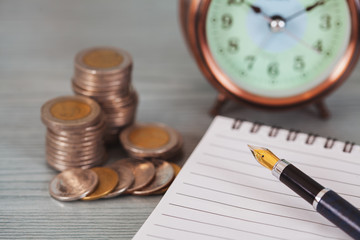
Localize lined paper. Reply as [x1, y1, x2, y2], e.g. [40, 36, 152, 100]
[133, 116, 360, 240]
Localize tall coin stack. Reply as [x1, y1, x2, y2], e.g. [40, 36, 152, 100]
[41, 96, 107, 171]
[72, 47, 138, 142]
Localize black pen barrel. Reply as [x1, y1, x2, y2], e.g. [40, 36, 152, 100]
[278, 163, 360, 239]
[316, 190, 360, 239]
[279, 164, 324, 204]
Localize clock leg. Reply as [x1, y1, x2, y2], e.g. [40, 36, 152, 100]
[314, 100, 330, 119]
[209, 94, 229, 116]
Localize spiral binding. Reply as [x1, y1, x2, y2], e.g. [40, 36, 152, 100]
[232, 119, 356, 153]
[305, 133, 318, 145]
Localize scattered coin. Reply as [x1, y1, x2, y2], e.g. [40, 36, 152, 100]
[72, 47, 138, 143]
[110, 158, 156, 193]
[82, 167, 119, 201]
[120, 123, 183, 160]
[41, 96, 107, 171]
[49, 168, 98, 201]
[151, 162, 181, 195]
[103, 163, 135, 198]
[132, 159, 175, 196]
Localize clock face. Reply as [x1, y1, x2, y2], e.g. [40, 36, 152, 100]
[206, 0, 351, 98]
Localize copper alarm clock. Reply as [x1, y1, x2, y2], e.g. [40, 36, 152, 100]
[179, 0, 360, 118]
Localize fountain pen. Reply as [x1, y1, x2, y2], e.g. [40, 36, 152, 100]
[248, 145, 360, 239]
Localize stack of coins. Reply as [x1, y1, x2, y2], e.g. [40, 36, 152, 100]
[49, 159, 181, 201]
[72, 47, 138, 142]
[120, 123, 183, 160]
[41, 96, 107, 171]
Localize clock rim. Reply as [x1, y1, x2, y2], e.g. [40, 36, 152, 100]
[184, 0, 360, 108]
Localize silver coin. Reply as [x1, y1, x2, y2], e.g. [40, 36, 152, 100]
[49, 168, 98, 201]
[103, 163, 135, 198]
[132, 159, 174, 196]
[109, 158, 155, 193]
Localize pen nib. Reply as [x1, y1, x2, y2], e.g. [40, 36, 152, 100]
[247, 145, 280, 170]
[248, 144, 257, 157]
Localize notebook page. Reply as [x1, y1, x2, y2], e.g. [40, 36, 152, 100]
[133, 116, 360, 240]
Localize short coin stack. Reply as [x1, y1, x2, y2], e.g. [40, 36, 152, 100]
[120, 123, 183, 160]
[72, 47, 138, 142]
[49, 159, 181, 201]
[41, 96, 107, 171]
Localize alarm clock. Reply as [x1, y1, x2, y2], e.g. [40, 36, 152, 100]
[179, 0, 360, 118]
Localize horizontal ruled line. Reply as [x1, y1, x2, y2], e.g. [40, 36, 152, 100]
[161, 214, 287, 240]
[154, 224, 235, 240]
[167, 203, 343, 239]
[196, 162, 276, 182]
[314, 176, 360, 187]
[190, 171, 299, 198]
[183, 182, 313, 212]
[146, 234, 174, 240]
[203, 152, 261, 167]
[175, 193, 334, 227]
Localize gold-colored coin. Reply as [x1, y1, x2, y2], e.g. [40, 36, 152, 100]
[50, 100, 91, 121]
[82, 167, 118, 200]
[82, 49, 123, 69]
[151, 162, 181, 195]
[128, 126, 170, 149]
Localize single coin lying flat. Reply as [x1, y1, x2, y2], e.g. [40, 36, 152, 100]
[151, 162, 181, 195]
[110, 158, 156, 193]
[82, 167, 118, 201]
[49, 168, 98, 201]
[132, 159, 175, 196]
[103, 163, 135, 198]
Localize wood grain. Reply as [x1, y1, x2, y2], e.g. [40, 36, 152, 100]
[1, 0, 360, 239]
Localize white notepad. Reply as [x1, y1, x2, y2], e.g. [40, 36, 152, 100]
[133, 116, 360, 240]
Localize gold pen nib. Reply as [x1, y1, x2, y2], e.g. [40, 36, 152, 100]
[248, 145, 280, 170]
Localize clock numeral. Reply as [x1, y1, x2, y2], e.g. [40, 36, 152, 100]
[227, 0, 244, 5]
[268, 62, 279, 78]
[227, 38, 239, 54]
[314, 40, 323, 53]
[221, 14, 233, 29]
[294, 56, 305, 72]
[245, 55, 256, 70]
[335, 20, 342, 28]
[320, 14, 331, 30]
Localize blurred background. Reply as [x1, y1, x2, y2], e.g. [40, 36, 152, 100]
[1, 0, 360, 239]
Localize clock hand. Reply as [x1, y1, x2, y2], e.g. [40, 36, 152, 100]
[286, 0, 327, 22]
[283, 29, 321, 55]
[245, 1, 272, 22]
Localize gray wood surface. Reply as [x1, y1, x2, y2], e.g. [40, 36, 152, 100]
[1, 1, 360, 239]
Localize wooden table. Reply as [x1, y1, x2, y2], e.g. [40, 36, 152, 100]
[1, 1, 360, 239]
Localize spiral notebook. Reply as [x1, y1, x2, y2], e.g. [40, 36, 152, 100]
[133, 116, 360, 240]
